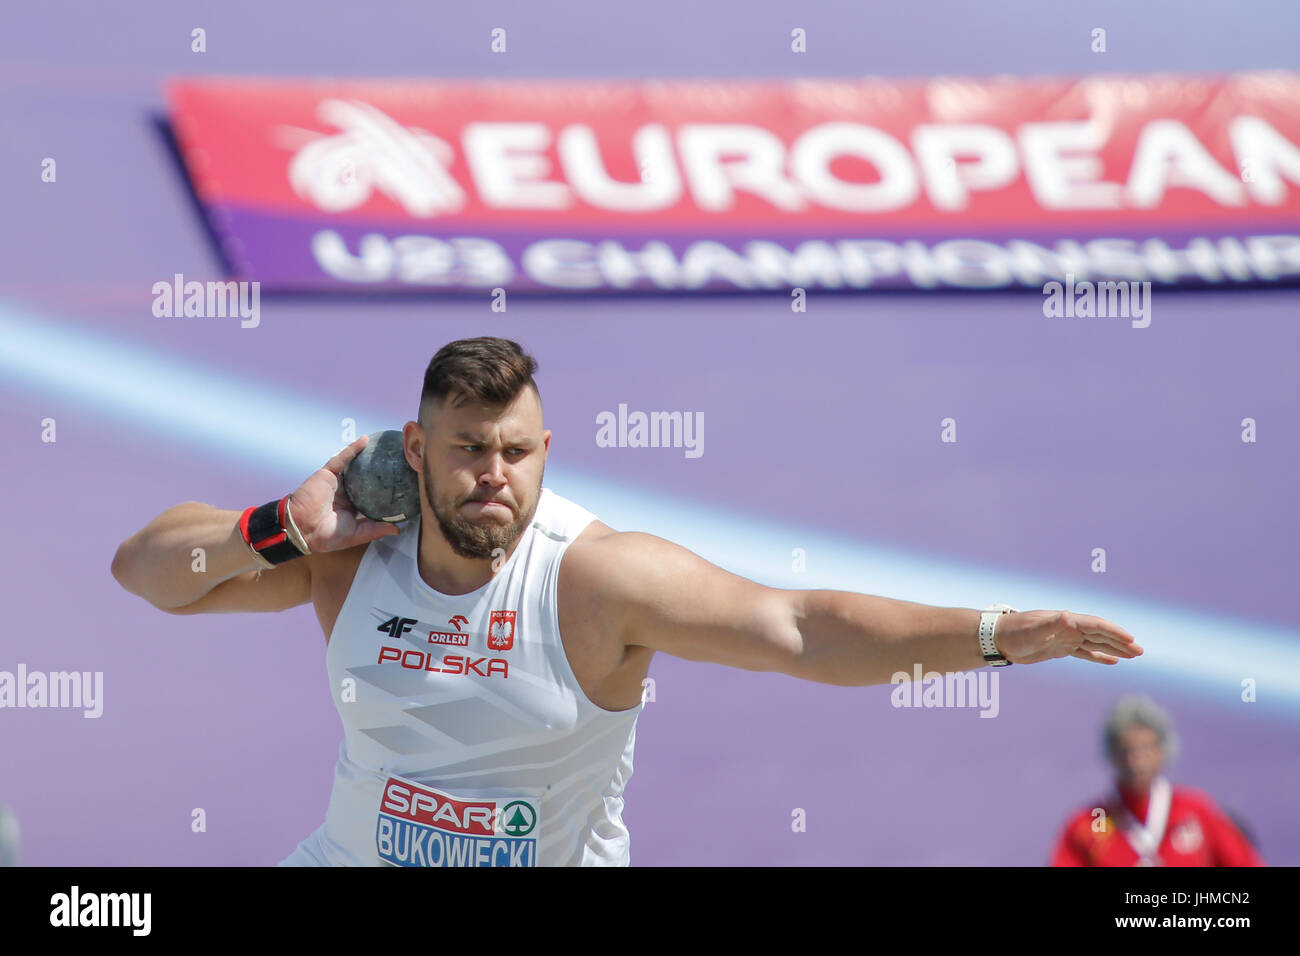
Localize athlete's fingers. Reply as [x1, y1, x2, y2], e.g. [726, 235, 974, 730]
[352, 517, 402, 543]
[1079, 637, 1124, 656]
[333, 478, 354, 512]
[1068, 628, 1142, 659]
[322, 433, 371, 477]
[1066, 612, 1140, 651]
[1070, 646, 1120, 665]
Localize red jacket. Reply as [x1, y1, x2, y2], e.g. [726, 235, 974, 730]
[1052, 781, 1265, 866]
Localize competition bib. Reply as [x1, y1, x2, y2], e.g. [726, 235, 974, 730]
[376, 774, 541, 867]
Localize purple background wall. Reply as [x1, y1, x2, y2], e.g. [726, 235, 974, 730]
[1, 0, 1296, 865]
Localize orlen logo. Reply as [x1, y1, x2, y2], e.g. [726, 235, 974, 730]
[428, 614, 471, 647]
[488, 610, 516, 652]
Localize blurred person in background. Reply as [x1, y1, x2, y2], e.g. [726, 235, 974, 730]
[1051, 695, 1264, 866]
[0, 804, 19, 866]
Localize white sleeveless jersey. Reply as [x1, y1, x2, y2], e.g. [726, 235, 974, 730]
[279, 487, 644, 867]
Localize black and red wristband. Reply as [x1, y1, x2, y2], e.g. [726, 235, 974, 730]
[240, 496, 308, 567]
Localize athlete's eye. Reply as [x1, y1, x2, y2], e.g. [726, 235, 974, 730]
[461, 444, 526, 457]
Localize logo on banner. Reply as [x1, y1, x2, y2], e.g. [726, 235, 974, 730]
[287, 99, 467, 217]
[488, 610, 516, 651]
[376, 776, 540, 867]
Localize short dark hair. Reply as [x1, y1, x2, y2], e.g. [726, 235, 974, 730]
[419, 337, 539, 426]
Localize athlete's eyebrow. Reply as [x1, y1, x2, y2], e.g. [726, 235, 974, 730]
[451, 432, 535, 447]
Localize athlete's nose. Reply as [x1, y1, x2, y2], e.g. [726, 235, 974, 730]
[478, 452, 508, 486]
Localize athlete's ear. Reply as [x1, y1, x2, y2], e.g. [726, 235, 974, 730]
[402, 420, 424, 472]
[542, 429, 551, 454]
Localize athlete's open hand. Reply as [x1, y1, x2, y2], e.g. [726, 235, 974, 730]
[994, 610, 1143, 665]
[286, 435, 404, 553]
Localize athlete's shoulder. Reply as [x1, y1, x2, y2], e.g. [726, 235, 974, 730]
[534, 487, 604, 542]
[307, 532, 389, 583]
[539, 489, 616, 598]
[309, 519, 409, 583]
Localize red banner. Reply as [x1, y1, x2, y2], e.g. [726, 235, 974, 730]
[167, 73, 1300, 291]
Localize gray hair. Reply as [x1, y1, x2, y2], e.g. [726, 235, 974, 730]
[1102, 694, 1179, 764]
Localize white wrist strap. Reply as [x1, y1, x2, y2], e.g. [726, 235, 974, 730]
[979, 603, 1017, 665]
[282, 498, 312, 555]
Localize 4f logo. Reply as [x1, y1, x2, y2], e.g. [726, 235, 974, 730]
[378, 616, 417, 638]
[488, 610, 516, 651]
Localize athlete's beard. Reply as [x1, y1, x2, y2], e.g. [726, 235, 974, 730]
[421, 450, 542, 560]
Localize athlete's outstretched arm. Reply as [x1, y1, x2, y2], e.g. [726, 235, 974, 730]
[567, 532, 1141, 686]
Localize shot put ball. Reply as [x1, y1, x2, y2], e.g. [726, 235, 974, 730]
[343, 430, 421, 522]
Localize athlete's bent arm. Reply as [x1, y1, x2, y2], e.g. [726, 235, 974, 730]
[111, 502, 312, 613]
[112, 435, 398, 615]
[571, 532, 1141, 686]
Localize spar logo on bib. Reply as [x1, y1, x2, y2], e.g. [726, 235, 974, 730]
[488, 610, 516, 652]
[376, 776, 539, 867]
